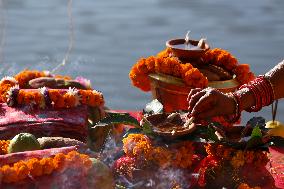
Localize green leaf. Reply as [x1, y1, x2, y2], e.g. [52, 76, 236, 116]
[246, 136, 263, 149]
[141, 118, 155, 136]
[245, 126, 264, 149]
[251, 126, 263, 138]
[206, 126, 220, 142]
[96, 113, 140, 128]
[123, 128, 143, 138]
[143, 99, 163, 115]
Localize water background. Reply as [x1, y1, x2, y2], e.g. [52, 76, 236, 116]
[1, 0, 284, 123]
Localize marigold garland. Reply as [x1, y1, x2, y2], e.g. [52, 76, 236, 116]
[0, 151, 92, 184]
[0, 140, 10, 155]
[129, 48, 255, 92]
[0, 70, 104, 108]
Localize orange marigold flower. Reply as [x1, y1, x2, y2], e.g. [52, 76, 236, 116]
[156, 48, 172, 58]
[0, 80, 17, 102]
[13, 161, 29, 180]
[172, 141, 194, 169]
[80, 154, 93, 169]
[136, 58, 149, 74]
[0, 140, 10, 155]
[237, 183, 261, 189]
[53, 153, 66, 171]
[145, 56, 156, 73]
[14, 70, 48, 88]
[122, 134, 152, 158]
[1, 165, 19, 183]
[40, 158, 55, 175]
[27, 158, 43, 177]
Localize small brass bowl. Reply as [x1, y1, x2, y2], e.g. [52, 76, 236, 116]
[148, 73, 239, 112]
[166, 38, 210, 60]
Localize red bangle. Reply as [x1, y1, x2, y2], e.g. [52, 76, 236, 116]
[238, 75, 274, 112]
[226, 92, 242, 123]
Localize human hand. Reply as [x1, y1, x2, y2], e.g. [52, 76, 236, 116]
[187, 88, 236, 120]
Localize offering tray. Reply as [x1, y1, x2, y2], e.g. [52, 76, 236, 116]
[144, 112, 196, 139]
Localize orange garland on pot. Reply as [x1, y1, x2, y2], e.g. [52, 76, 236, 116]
[129, 48, 255, 92]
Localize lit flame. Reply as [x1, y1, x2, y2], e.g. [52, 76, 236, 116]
[185, 30, 191, 49]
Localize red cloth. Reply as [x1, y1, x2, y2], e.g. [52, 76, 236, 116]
[0, 103, 88, 142]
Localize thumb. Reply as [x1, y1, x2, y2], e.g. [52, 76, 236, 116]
[191, 95, 215, 117]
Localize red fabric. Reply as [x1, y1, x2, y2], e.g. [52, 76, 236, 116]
[0, 103, 88, 141]
[0, 103, 88, 126]
[268, 147, 284, 189]
[123, 110, 284, 188]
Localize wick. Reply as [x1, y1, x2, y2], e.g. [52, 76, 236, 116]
[185, 30, 191, 49]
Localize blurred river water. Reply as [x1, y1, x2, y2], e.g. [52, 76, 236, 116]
[1, 0, 284, 123]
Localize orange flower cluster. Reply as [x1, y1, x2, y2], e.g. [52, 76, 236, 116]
[122, 134, 152, 159]
[0, 78, 17, 102]
[234, 64, 255, 84]
[171, 141, 194, 169]
[129, 56, 208, 91]
[156, 48, 173, 58]
[237, 183, 261, 189]
[202, 48, 255, 84]
[0, 70, 104, 108]
[130, 48, 255, 92]
[0, 151, 92, 184]
[122, 134, 194, 169]
[14, 70, 51, 88]
[202, 48, 238, 71]
[17, 90, 44, 106]
[205, 144, 269, 169]
[0, 140, 10, 155]
[15, 89, 104, 109]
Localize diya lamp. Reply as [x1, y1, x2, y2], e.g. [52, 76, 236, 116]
[166, 31, 210, 62]
[148, 31, 240, 112]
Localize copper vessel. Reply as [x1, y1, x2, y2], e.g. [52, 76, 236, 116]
[148, 73, 239, 112]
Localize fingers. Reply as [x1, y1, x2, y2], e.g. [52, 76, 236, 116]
[191, 93, 213, 116]
[187, 88, 202, 101]
[194, 108, 219, 120]
[188, 91, 206, 112]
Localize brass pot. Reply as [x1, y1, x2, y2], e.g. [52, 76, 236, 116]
[148, 73, 239, 112]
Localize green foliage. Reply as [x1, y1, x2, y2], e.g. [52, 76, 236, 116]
[140, 118, 155, 137]
[251, 126, 263, 138]
[96, 112, 139, 128]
